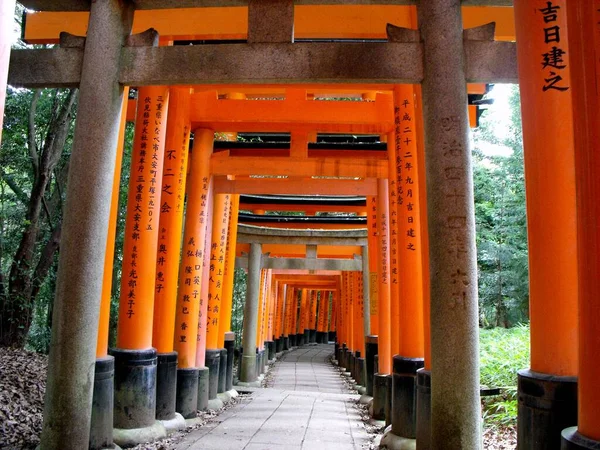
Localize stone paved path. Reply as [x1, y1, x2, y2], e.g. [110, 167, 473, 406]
[176, 344, 370, 450]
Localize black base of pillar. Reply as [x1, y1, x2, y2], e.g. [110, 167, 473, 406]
[356, 357, 365, 386]
[112, 348, 157, 429]
[349, 352, 356, 379]
[283, 336, 290, 350]
[328, 331, 336, 342]
[365, 336, 378, 397]
[304, 329, 310, 345]
[391, 356, 424, 438]
[265, 340, 275, 360]
[218, 348, 227, 394]
[344, 348, 353, 372]
[373, 373, 391, 421]
[334, 342, 340, 360]
[197, 366, 209, 411]
[340, 344, 348, 369]
[156, 352, 178, 421]
[259, 349, 266, 374]
[353, 351, 361, 381]
[205, 349, 221, 400]
[176, 368, 199, 419]
[224, 333, 235, 392]
[310, 329, 317, 343]
[90, 356, 115, 450]
[276, 337, 283, 353]
[296, 333, 304, 346]
[561, 428, 600, 449]
[316, 331, 323, 343]
[517, 369, 578, 450]
[416, 369, 431, 450]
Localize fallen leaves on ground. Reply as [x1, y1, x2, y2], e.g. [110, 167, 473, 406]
[0, 347, 48, 450]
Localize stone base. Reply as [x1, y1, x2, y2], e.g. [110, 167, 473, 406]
[205, 349, 221, 400]
[517, 369, 578, 450]
[365, 336, 378, 397]
[360, 394, 373, 405]
[561, 427, 600, 449]
[156, 352, 178, 421]
[380, 429, 416, 450]
[112, 348, 157, 430]
[113, 421, 166, 448]
[176, 367, 198, 419]
[159, 413, 186, 435]
[372, 373, 391, 422]
[207, 397, 224, 411]
[218, 348, 227, 394]
[391, 356, 424, 439]
[217, 391, 232, 403]
[91, 356, 115, 450]
[227, 389, 239, 398]
[224, 333, 235, 392]
[358, 386, 367, 395]
[197, 366, 209, 411]
[237, 380, 262, 388]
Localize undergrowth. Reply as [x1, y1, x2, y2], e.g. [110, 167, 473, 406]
[480, 324, 529, 428]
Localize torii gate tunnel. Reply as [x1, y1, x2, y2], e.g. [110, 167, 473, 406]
[1, 1, 599, 449]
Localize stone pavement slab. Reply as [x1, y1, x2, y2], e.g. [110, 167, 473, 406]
[176, 344, 370, 450]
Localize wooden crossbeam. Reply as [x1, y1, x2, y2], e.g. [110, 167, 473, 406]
[211, 155, 388, 178]
[7, 41, 517, 88]
[235, 255, 362, 270]
[18, 1, 513, 12]
[190, 91, 393, 133]
[214, 176, 378, 196]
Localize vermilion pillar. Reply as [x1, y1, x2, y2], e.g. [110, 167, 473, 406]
[173, 128, 213, 412]
[367, 196, 379, 335]
[114, 86, 169, 431]
[372, 179, 392, 423]
[563, 2, 600, 448]
[514, 2, 579, 448]
[152, 87, 192, 420]
[205, 193, 231, 402]
[383, 85, 426, 446]
[97, 91, 129, 359]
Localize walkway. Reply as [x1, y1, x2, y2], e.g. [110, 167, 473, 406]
[176, 344, 370, 450]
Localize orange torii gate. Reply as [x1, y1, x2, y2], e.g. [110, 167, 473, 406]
[3, 1, 600, 450]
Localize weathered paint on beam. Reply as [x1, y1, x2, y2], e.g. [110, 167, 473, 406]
[19, 1, 513, 12]
[235, 256, 362, 271]
[213, 177, 378, 196]
[211, 156, 389, 178]
[8, 41, 517, 88]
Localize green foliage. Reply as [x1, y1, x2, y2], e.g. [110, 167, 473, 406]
[480, 324, 530, 427]
[231, 268, 247, 348]
[473, 85, 529, 328]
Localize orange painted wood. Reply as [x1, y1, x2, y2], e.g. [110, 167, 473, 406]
[97, 91, 129, 358]
[367, 196, 380, 336]
[414, 85, 432, 370]
[255, 270, 266, 349]
[173, 129, 213, 368]
[514, 0, 578, 376]
[206, 194, 231, 349]
[353, 272, 365, 355]
[190, 91, 394, 134]
[23, 6, 515, 44]
[117, 86, 170, 350]
[377, 179, 392, 374]
[218, 194, 240, 347]
[393, 85, 424, 359]
[152, 87, 191, 354]
[566, 0, 600, 439]
[215, 176, 378, 196]
[212, 155, 388, 178]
